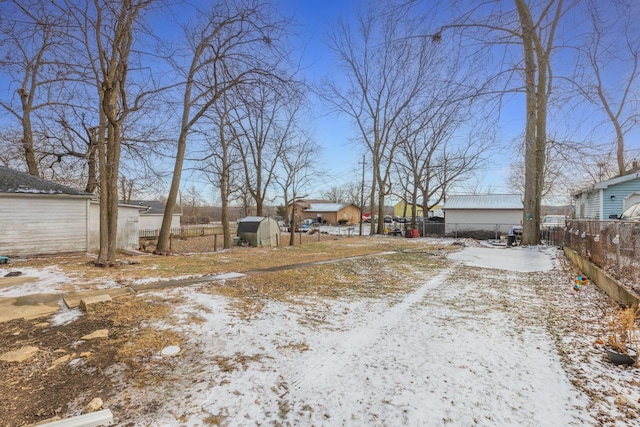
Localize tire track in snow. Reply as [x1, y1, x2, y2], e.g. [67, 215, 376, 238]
[282, 267, 452, 397]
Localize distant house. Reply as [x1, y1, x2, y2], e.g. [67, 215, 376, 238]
[0, 165, 94, 257]
[237, 216, 280, 247]
[128, 200, 182, 230]
[443, 194, 523, 235]
[393, 201, 443, 219]
[572, 170, 640, 220]
[288, 199, 361, 225]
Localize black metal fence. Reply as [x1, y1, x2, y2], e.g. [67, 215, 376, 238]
[563, 219, 640, 292]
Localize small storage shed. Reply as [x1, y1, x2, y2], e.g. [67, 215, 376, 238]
[237, 216, 280, 247]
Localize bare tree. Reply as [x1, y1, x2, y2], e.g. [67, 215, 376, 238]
[573, 1, 640, 176]
[233, 83, 289, 217]
[0, 0, 69, 176]
[156, 0, 291, 253]
[60, 0, 152, 264]
[274, 136, 318, 245]
[325, 1, 445, 234]
[321, 183, 364, 206]
[444, 0, 572, 244]
[198, 92, 244, 248]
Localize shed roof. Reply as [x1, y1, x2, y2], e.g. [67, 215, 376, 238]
[0, 165, 91, 196]
[238, 216, 268, 223]
[443, 194, 523, 210]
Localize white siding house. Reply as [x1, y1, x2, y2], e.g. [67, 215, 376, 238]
[572, 170, 640, 220]
[0, 166, 93, 257]
[443, 194, 523, 236]
[129, 200, 181, 231]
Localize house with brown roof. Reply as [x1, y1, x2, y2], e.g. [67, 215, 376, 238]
[287, 199, 361, 226]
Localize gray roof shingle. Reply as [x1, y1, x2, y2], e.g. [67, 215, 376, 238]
[127, 200, 166, 215]
[0, 165, 91, 196]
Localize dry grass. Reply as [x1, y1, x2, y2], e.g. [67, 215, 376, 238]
[86, 295, 185, 377]
[5, 236, 453, 286]
[200, 250, 447, 320]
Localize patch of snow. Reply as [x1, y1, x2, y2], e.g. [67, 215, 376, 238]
[51, 307, 83, 326]
[122, 249, 597, 426]
[211, 272, 245, 280]
[0, 266, 70, 297]
[447, 245, 555, 272]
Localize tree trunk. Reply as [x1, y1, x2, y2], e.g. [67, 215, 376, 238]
[516, 0, 546, 246]
[369, 174, 377, 235]
[18, 90, 39, 177]
[221, 143, 231, 249]
[157, 130, 188, 253]
[377, 190, 385, 235]
[289, 204, 296, 246]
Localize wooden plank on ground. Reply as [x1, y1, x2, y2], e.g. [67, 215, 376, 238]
[0, 276, 38, 288]
[63, 288, 135, 309]
[0, 293, 61, 323]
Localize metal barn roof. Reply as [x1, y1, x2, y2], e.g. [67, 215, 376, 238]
[443, 194, 523, 210]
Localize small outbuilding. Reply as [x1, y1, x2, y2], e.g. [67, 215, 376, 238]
[237, 216, 280, 247]
[443, 194, 523, 236]
[0, 165, 94, 256]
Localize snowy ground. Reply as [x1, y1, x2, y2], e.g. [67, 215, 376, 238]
[4, 240, 640, 426]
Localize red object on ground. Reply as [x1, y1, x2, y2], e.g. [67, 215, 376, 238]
[412, 228, 419, 238]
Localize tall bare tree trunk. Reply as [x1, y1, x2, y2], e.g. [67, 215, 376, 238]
[18, 89, 39, 176]
[515, 0, 563, 245]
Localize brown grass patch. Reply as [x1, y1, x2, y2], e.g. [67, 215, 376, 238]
[200, 249, 446, 320]
[89, 295, 175, 327]
[115, 328, 184, 370]
[4, 237, 451, 289]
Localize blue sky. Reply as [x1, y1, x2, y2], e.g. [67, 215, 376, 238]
[2, 0, 639, 205]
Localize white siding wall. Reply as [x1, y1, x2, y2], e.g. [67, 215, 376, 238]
[88, 202, 140, 251]
[139, 214, 181, 231]
[139, 214, 163, 231]
[445, 209, 523, 234]
[0, 195, 89, 257]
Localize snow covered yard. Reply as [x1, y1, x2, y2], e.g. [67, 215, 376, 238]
[117, 244, 639, 426]
[1, 239, 639, 426]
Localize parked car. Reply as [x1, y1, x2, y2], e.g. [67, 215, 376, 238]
[617, 202, 640, 221]
[384, 215, 393, 223]
[541, 215, 566, 230]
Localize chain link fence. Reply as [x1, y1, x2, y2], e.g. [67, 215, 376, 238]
[564, 219, 640, 294]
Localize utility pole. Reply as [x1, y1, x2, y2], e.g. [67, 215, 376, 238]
[359, 154, 365, 236]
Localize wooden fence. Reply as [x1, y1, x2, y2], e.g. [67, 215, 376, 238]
[139, 225, 232, 239]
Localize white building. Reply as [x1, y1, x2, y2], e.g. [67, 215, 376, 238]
[443, 194, 523, 236]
